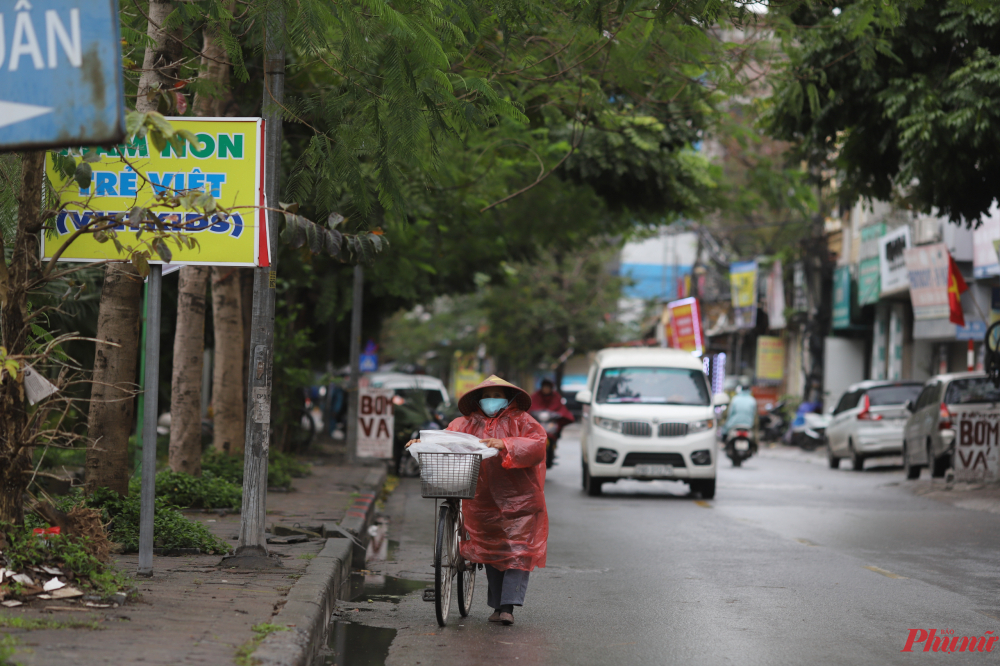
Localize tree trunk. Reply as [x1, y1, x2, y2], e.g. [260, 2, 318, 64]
[84, 0, 178, 494]
[168, 267, 209, 474]
[0, 152, 44, 523]
[85, 265, 143, 496]
[211, 268, 245, 454]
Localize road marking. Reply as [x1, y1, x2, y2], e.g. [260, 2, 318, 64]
[694, 500, 712, 508]
[864, 565, 906, 579]
[795, 538, 819, 547]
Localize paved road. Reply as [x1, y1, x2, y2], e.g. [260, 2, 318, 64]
[330, 427, 1000, 665]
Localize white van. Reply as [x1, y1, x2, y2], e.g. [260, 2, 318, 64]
[576, 348, 718, 498]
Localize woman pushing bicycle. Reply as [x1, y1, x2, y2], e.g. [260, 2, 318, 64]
[408, 375, 548, 626]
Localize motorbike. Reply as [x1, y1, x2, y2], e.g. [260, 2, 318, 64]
[789, 412, 830, 451]
[760, 400, 788, 443]
[724, 428, 757, 467]
[529, 410, 561, 468]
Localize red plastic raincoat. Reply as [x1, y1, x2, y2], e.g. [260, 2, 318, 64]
[448, 375, 549, 571]
[529, 390, 575, 423]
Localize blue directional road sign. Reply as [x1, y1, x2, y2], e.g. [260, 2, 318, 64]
[0, 0, 126, 151]
[359, 354, 379, 372]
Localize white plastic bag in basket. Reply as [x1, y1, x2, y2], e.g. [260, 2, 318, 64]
[407, 430, 499, 459]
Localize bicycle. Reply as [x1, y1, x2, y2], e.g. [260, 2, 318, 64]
[417, 452, 482, 627]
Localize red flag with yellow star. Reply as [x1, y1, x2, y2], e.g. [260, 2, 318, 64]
[948, 253, 968, 326]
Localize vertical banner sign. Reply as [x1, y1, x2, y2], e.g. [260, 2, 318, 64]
[870, 303, 888, 381]
[888, 303, 905, 380]
[973, 211, 1000, 278]
[451, 352, 484, 398]
[832, 265, 852, 329]
[905, 243, 950, 320]
[755, 336, 784, 385]
[878, 226, 911, 295]
[729, 261, 758, 329]
[43, 118, 267, 266]
[357, 387, 395, 459]
[766, 260, 786, 329]
[858, 223, 886, 305]
[953, 412, 1000, 483]
[666, 297, 704, 354]
[0, 0, 126, 151]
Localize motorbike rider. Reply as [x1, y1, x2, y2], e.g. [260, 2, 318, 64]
[529, 379, 575, 434]
[722, 385, 758, 440]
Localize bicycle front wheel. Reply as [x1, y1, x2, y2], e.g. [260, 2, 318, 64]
[434, 504, 454, 626]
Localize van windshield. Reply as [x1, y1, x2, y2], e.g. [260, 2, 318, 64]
[596, 367, 710, 405]
[944, 378, 1000, 405]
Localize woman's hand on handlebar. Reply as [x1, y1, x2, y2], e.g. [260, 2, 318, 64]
[480, 438, 505, 451]
[405, 439, 420, 448]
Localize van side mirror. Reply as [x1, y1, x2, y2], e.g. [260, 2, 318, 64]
[713, 393, 730, 407]
[575, 389, 592, 405]
[904, 399, 914, 413]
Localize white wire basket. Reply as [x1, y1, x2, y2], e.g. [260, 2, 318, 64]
[417, 452, 483, 499]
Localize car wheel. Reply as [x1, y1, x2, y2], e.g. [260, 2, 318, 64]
[583, 464, 605, 496]
[691, 479, 716, 499]
[930, 441, 949, 478]
[827, 442, 840, 469]
[849, 440, 864, 471]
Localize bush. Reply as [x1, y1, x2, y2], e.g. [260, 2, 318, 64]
[0, 522, 130, 598]
[202, 449, 310, 490]
[152, 471, 241, 510]
[87, 487, 231, 555]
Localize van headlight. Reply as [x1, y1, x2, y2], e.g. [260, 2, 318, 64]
[688, 418, 715, 434]
[593, 416, 621, 433]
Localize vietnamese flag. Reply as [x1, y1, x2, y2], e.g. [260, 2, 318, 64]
[947, 253, 968, 326]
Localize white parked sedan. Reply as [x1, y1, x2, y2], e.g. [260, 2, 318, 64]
[902, 373, 1000, 480]
[826, 380, 923, 470]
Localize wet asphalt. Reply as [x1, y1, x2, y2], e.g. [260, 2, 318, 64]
[328, 427, 1000, 665]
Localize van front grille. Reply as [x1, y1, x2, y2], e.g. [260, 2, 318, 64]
[620, 421, 652, 437]
[658, 423, 688, 437]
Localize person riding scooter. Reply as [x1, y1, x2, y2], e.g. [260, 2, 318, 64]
[529, 379, 574, 468]
[722, 385, 758, 466]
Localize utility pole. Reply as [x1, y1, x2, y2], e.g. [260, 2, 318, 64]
[223, 6, 284, 568]
[137, 265, 162, 577]
[345, 264, 363, 463]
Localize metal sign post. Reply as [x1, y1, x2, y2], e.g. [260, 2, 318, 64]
[346, 265, 363, 464]
[0, 0, 126, 151]
[136, 265, 162, 576]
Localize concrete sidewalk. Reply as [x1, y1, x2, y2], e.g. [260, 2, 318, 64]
[1, 441, 386, 666]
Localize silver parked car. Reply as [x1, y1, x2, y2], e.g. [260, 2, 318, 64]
[826, 381, 923, 471]
[902, 373, 1000, 480]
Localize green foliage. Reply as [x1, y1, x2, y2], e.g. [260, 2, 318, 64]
[201, 449, 310, 490]
[766, 0, 1000, 224]
[153, 471, 242, 510]
[86, 487, 232, 554]
[0, 523, 131, 598]
[0, 615, 101, 631]
[0, 155, 19, 245]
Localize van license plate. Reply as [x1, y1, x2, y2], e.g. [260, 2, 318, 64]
[734, 439, 750, 451]
[634, 464, 674, 477]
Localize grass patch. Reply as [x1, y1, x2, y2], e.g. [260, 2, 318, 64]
[234, 623, 288, 666]
[298, 553, 316, 561]
[0, 615, 101, 631]
[0, 633, 18, 666]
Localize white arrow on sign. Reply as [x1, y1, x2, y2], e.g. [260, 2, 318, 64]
[0, 101, 54, 129]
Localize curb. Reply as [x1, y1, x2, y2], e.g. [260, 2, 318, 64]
[253, 466, 387, 666]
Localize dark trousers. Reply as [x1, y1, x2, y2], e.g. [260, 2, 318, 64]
[485, 564, 530, 609]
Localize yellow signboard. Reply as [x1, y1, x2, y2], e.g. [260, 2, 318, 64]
[43, 117, 266, 267]
[755, 335, 785, 383]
